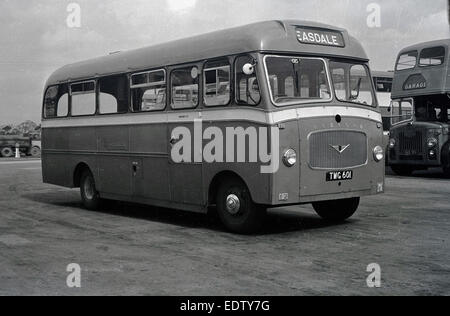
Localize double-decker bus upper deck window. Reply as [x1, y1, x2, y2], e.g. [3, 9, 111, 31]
[204, 60, 231, 106]
[99, 75, 128, 114]
[396, 51, 418, 71]
[44, 85, 69, 118]
[70, 81, 96, 116]
[264, 56, 331, 106]
[131, 70, 166, 112]
[235, 56, 260, 106]
[329, 61, 374, 107]
[419, 46, 446, 67]
[171, 67, 199, 110]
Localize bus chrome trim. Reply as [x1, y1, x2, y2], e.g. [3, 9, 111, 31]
[41, 106, 382, 129]
[306, 129, 369, 170]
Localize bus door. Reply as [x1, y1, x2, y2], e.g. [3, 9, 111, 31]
[167, 66, 204, 206]
[97, 126, 133, 197]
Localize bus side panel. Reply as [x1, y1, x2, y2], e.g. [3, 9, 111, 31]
[270, 120, 301, 205]
[96, 126, 132, 196]
[202, 120, 272, 206]
[168, 113, 204, 206]
[130, 123, 171, 202]
[42, 126, 97, 188]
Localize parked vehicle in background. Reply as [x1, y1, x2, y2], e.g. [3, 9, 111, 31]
[389, 39, 450, 176]
[373, 71, 394, 131]
[30, 140, 41, 157]
[373, 71, 394, 162]
[0, 136, 32, 157]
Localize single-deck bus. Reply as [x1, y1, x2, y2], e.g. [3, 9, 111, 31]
[388, 39, 450, 177]
[42, 20, 385, 233]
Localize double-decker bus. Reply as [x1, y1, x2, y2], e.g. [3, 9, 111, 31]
[388, 39, 450, 176]
[42, 20, 385, 233]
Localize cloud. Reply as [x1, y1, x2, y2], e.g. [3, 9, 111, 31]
[0, 0, 448, 124]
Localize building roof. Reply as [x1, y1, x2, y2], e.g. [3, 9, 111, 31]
[46, 20, 368, 86]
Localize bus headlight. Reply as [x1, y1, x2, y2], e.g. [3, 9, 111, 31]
[373, 146, 384, 162]
[389, 139, 396, 149]
[283, 149, 297, 167]
[427, 138, 438, 148]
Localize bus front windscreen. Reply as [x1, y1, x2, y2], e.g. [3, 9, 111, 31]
[265, 56, 332, 106]
[329, 61, 375, 107]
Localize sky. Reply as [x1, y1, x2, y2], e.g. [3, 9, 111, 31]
[0, 0, 448, 125]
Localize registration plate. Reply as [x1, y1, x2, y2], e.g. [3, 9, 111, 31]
[326, 170, 353, 182]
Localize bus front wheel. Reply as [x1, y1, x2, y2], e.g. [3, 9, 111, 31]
[80, 170, 100, 210]
[313, 197, 360, 222]
[216, 178, 266, 234]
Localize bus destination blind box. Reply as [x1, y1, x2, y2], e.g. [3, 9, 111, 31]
[296, 27, 345, 47]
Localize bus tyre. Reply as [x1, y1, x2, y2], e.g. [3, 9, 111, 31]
[444, 165, 450, 178]
[30, 146, 41, 157]
[313, 197, 360, 222]
[391, 165, 414, 176]
[80, 170, 100, 210]
[216, 178, 266, 234]
[1, 147, 14, 158]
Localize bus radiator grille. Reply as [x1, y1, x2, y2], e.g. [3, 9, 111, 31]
[399, 131, 424, 156]
[309, 131, 367, 169]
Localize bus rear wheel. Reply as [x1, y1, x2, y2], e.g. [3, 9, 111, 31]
[1, 147, 14, 158]
[80, 170, 101, 210]
[313, 197, 360, 222]
[216, 178, 266, 234]
[391, 165, 414, 176]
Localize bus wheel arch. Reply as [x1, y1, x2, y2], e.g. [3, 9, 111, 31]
[208, 171, 253, 207]
[209, 171, 266, 234]
[73, 162, 93, 188]
[74, 163, 101, 210]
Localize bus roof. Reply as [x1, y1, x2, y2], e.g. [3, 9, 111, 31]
[46, 20, 368, 86]
[392, 39, 450, 99]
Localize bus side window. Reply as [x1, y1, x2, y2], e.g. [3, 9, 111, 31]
[99, 75, 128, 114]
[235, 56, 260, 105]
[131, 70, 166, 112]
[44, 85, 69, 118]
[171, 66, 199, 110]
[70, 81, 96, 116]
[204, 60, 231, 107]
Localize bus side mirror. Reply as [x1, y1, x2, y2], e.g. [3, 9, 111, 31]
[243, 63, 255, 76]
